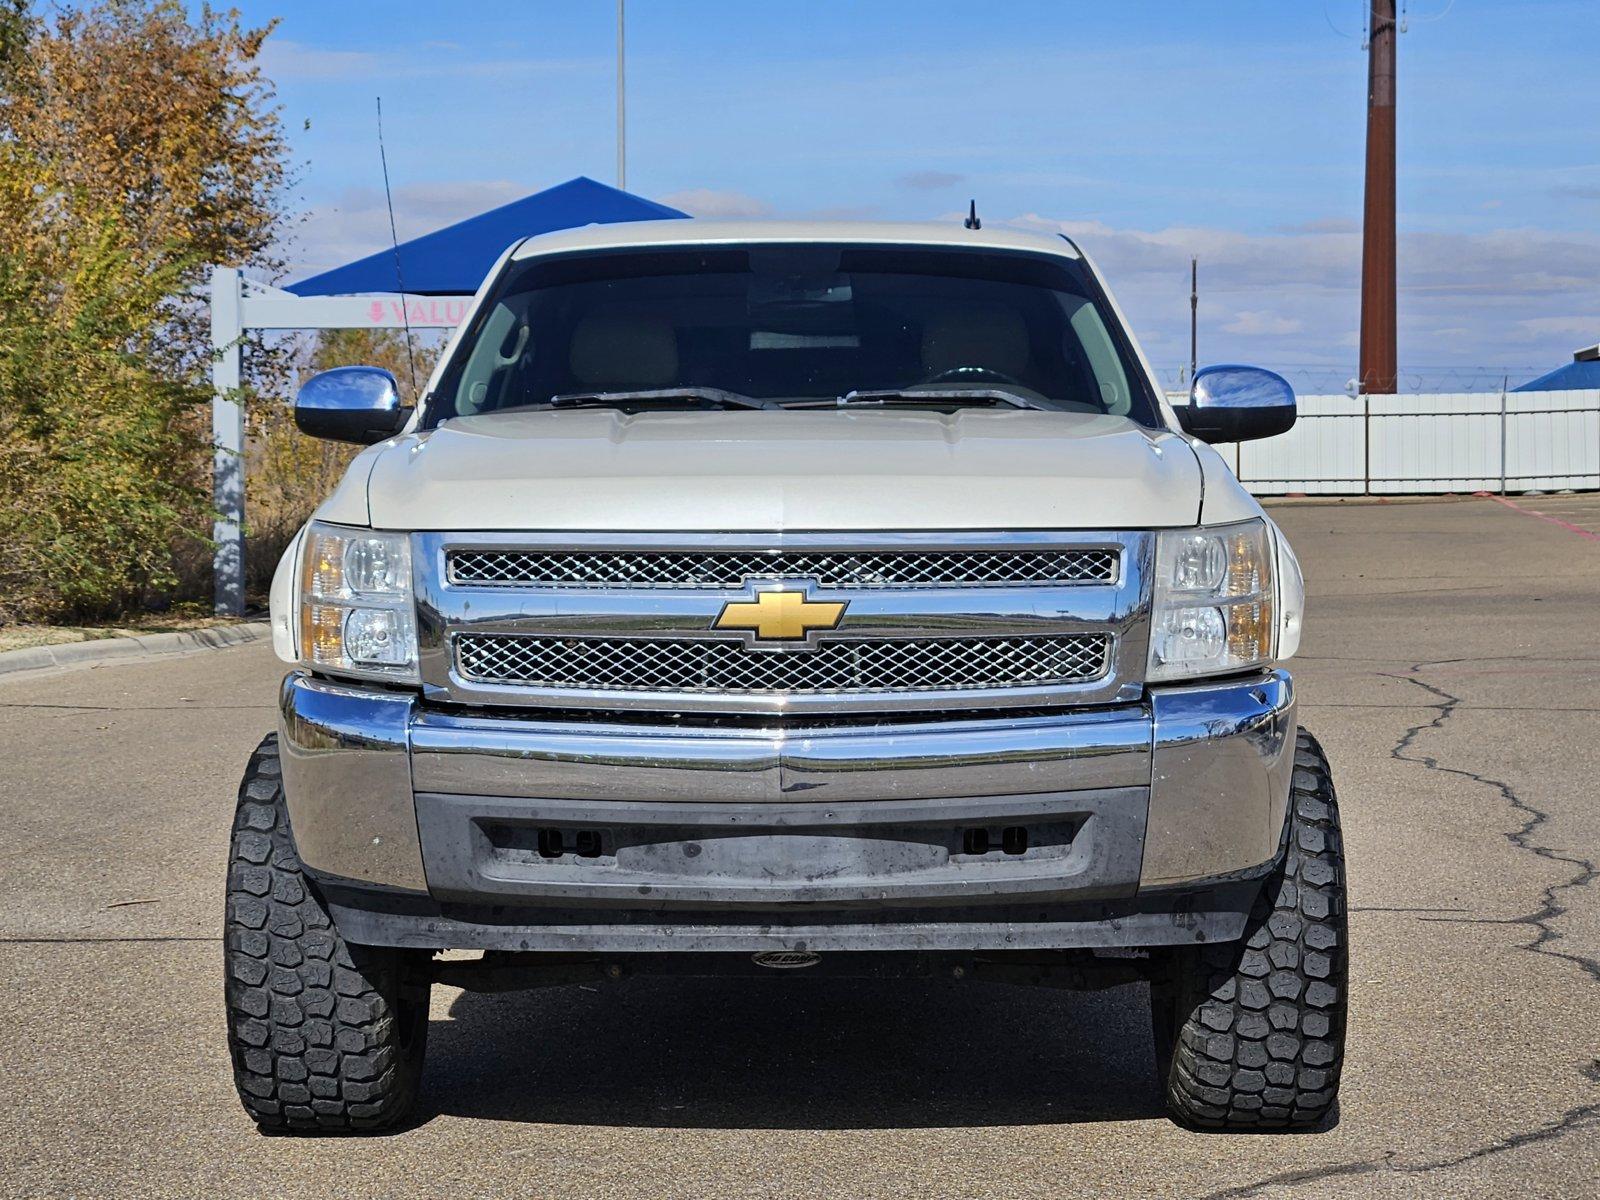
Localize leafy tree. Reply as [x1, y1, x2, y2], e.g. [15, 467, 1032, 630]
[1, 0, 289, 373]
[0, 1, 291, 621]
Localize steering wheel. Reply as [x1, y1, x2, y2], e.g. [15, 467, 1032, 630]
[922, 365, 1025, 387]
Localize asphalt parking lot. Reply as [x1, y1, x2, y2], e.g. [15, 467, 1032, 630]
[2, 494, 1597, 1199]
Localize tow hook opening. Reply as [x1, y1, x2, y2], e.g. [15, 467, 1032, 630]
[961, 825, 1031, 856]
[534, 828, 604, 859]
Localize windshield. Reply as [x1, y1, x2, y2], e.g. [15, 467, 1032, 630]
[425, 244, 1161, 427]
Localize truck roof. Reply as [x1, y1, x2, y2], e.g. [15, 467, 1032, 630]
[509, 218, 1081, 261]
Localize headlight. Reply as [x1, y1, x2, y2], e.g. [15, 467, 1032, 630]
[299, 522, 419, 683]
[1147, 518, 1275, 682]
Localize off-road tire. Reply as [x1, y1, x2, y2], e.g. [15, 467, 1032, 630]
[1151, 729, 1347, 1130]
[224, 735, 430, 1133]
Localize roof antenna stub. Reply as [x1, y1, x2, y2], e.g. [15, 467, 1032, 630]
[964, 200, 981, 230]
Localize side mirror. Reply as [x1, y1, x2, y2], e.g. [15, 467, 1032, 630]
[294, 366, 411, 444]
[1174, 365, 1297, 443]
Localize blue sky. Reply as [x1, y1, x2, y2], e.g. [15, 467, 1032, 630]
[234, 0, 1599, 390]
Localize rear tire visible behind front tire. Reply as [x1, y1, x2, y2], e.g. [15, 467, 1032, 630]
[224, 735, 430, 1134]
[1151, 729, 1348, 1130]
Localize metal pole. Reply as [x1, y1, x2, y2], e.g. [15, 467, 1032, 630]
[616, 0, 626, 190]
[1363, 395, 1372, 494]
[1358, 0, 1398, 394]
[210, 266, 245, 616]
[1499, 374, 1508, 495]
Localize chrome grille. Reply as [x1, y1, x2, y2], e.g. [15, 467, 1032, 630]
[448, 547, 1118, 590]
[456, 633, 1111, 694]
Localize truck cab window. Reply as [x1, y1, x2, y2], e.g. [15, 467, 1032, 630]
[430, 244, 1160, 427]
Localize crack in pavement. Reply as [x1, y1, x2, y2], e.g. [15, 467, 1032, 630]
[1195, 1089, 1600, 1200]
[1197, 661, 1600, 1200]
[1384, 664, 1600, 987]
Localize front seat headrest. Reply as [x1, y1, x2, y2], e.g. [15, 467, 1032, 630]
[569, 313, 679, 389]
[921, 306, 1031, 379]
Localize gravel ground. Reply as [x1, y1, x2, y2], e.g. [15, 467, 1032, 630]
[1, 494, 1597, 1199]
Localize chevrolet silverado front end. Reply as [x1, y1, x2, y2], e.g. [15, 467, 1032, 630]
[224, 222, 1346, 1134]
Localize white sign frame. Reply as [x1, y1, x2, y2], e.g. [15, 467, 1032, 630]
[210, 267, 470, 614]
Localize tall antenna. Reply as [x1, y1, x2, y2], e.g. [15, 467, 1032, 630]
[376, 96, 420, 400]
[616, 0, 626, 189]
[1189, 257, 1198, 385]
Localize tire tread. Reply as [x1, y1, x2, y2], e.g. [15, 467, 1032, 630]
[224, 735, 425, 1133]
[1159, 728, 1348, 1130]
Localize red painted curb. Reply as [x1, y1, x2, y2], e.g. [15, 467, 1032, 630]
[1473, 492, 1600, 541]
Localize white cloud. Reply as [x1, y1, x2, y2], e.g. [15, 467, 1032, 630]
[1008, 213, 1600, 388]
[256, 36, 592, 85]
[279, 180, 533, 280]
[1275, 217, 1359, 235]
[258, 39, 378, 81]
[1512, 316, 1597, 342]
[1224, 311, 1305, 336]
[657, 188, 773, 219]
[380, 181, 530, 227]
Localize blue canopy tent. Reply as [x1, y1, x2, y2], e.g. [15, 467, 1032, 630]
[1514, 345, 1600, 392]
[209, 176, 690, 614]
[286, 175, 689, 296]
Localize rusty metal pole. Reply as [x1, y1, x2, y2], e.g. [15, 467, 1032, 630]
[1359, 0, 1398, 394]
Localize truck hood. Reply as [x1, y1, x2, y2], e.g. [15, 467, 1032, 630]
[361, 408, 1203, 532]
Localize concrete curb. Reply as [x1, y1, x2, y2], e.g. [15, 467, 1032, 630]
[0, 620, 272, 679]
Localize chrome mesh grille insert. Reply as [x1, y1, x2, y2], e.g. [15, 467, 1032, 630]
[448, 548, 1118, 590]
[455, 633, 1111, 694]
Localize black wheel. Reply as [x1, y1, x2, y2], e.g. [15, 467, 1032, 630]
[224, 735, 430, 1133]
[1151, 729, 1348, 1130]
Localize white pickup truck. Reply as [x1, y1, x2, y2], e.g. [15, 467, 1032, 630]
[226, 220, 1346, 1134]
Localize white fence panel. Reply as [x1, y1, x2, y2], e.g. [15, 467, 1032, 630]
[1200, 389, 1600, 495]
[1504, 392, 1600, 491]
[1229, 395, 1366, 494]
[1369, 393, 1501, 493]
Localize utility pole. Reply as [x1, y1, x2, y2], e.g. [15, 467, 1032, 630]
[616, 0, 626, 190]
[1359, 0, 1398, 394]
[1189, 256, 1198, 385]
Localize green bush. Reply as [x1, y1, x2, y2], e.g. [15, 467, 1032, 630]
[0, 149, 210, 622]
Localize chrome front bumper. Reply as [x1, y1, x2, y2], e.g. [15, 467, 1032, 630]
[278, 669, 1296, 917]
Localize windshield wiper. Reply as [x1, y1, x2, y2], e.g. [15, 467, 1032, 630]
[788, 388, 1045, 412]
[541, 388, 775, 411]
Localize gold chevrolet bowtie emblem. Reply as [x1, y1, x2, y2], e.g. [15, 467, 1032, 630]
[714, 588, 847, 642]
